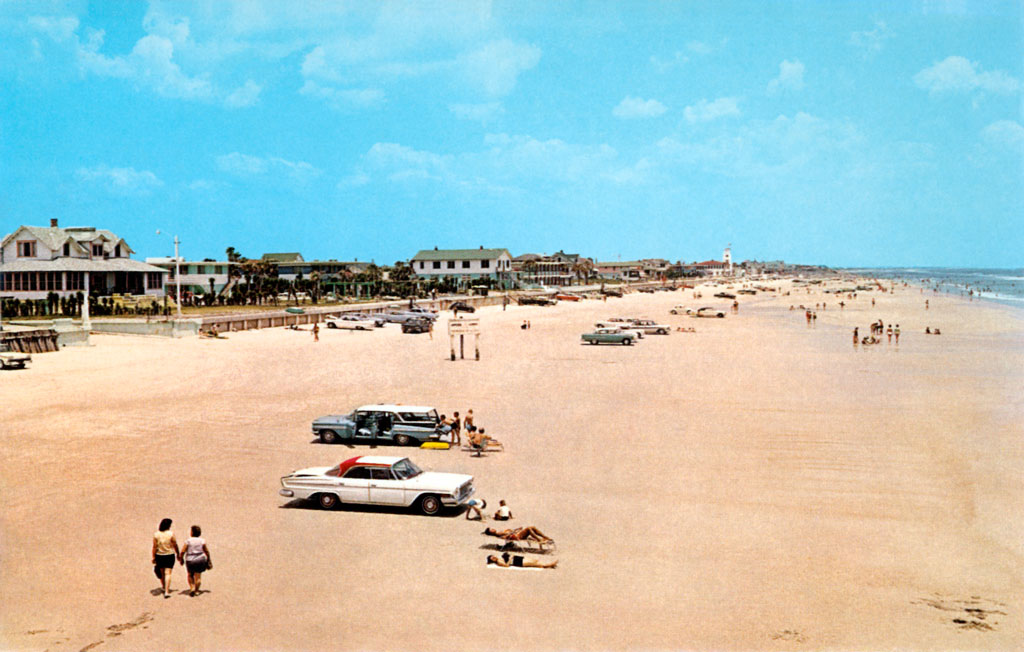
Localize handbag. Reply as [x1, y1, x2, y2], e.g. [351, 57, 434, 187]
[206, 559, 213, 571]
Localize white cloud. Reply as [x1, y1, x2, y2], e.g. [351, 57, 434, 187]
[75, 165, 163, 194]
[337, 172, 371, 188]
[849, 20, 892, 57]
[767, 59, 805, 95]
[353, 133, 627, 191]
[612, 96, 667, 119]
[982, 120, 1024, 152]
[686, 40, 712, 55]
[683, 97, 740, 123]
[28, 15, 79, 42]
[225, 80, 262, 108]
[650, 51, 688, 73]
[216, 153, 321, 183]
[458, 39, 541, 97]
[658, 112, 860, 177]
[299, 80, 385, 110]
[914, 56, 1020, 94]
[450, 102, 504, 122]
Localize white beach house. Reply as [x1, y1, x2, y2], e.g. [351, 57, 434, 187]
[410, 247, 514, 289]
[1, 220, 168, 301]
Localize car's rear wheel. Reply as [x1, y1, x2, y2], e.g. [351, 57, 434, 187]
[320, 429, 339, 444]
[658, 328, 667, 335]
[394, 433, 411, 446]
[622, 338, 632, 345]
[326, 322, 336, 329]
[418, 494, 441, 515]
[317, 493, 339, 510]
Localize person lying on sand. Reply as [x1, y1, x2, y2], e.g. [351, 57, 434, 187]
[483, 526, 553, 544]
[486, 554, 558, 569]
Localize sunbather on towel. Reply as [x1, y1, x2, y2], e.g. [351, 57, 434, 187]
[482, 526, 553, 544]
[487, 554, 558, 569]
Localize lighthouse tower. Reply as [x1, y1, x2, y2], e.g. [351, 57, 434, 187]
[723, 245, 733, 276]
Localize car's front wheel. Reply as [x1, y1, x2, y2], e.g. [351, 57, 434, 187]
[394, 433, 411, 446]
[622, 338, 632, 345]
[320, 429, 339, 444]
[418, 494, 442, 516]
[317, 493, 339, 510]
[658, 328, 667, 335]
[326, 322, 337, 329]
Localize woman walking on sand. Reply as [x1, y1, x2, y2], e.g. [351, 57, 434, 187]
[152, 518, 179, 598]
[179, 525, 212, 596]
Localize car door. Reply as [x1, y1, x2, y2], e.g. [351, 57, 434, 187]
[337, 466, 371, 503]
[354, 412, 377, 440]
[368, 467, 407, 505]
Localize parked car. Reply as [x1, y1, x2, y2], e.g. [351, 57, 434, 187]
[313, 404, 441, 445]
[669, 305, 688, 315]
[582, 327, 636, 345]
[638, 287, 655, 294]
[693, 307, 726, 318]
[407, 307, 438, 319]
[738, 289, 757, 295]
[382, 311, 426, 324]
[0, 342, 31, 370]
[600, 289, 623, 297]
[449, 301, 475, 314]
[628, 319, 671, 335]
[324, 314, 378, 330]
[714, 292, 736, 299]
[401, 318, 433, 334]
[279, 455, 475, 515]
[594, 322, 644, 339]
[518, 296, 556, 306]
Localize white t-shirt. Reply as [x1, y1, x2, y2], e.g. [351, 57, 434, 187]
[495, 505, 511, 519]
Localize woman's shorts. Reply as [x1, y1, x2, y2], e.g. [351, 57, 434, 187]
[154, 553, 176, 570]
[186, 558, 208, 575]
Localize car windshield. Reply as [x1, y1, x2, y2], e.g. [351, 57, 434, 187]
[392, 458, 422, 480]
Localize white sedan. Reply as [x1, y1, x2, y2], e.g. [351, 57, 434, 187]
[627, 319, 671, 335]
[594, 321, 644, 339]
[279, 455, 475, 515]
[325, 314, 378, 330]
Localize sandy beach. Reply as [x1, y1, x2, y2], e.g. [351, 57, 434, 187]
[1, 280, 1022, 651]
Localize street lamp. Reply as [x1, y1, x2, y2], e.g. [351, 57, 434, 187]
[156, 230, 182, 319]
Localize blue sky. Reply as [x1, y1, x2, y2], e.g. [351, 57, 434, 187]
[1, 0, 1021, 267]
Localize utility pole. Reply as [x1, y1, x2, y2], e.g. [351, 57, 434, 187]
[157, 230, 183, 319]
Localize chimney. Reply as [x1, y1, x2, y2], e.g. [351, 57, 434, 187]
[50, 218, 58, 228]
[479, 245, 483, 249]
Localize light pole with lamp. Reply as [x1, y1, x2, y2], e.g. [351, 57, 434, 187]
[156, 230, 182, 319]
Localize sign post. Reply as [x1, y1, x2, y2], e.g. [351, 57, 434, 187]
[447, 317, 480, 361]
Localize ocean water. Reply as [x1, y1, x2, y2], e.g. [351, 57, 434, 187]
[844, 267, 1024, 306]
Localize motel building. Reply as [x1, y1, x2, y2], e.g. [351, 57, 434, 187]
[146, 257, 236, 300]
[1, 220, 168, 315]
[410, 247, 515, 290]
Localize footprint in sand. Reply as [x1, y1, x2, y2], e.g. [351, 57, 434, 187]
[912, 594, 1007, 631]
[771, 629, 807, 643]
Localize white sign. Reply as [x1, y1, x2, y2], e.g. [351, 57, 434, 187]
[448, 318, 480, 335]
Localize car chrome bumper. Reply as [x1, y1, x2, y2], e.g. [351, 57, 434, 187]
[279, 489, 294, 497]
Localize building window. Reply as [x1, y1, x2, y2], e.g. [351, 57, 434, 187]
[432, 261, 441, 269]
[92, 243, 104, 257]
[66, 272, 84, 291]
[114, 244, 121, 257]
[63, 243, 70, 256]
[17, 241, 36, 257]
[447, 260, 455, 269]
[147, 272, 163, 289]
[462, 260, 470, 269]
[419, 261, 425, 270]
[481, 259, 490, 269]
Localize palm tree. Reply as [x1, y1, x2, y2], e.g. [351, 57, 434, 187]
[522, 259, 539, 285]
[571, 259, 595, 286]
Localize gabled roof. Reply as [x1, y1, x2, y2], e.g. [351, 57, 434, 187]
[411, 248, 511, 262]
[262, 252, 304, 263]
[2, 225, 131, 254]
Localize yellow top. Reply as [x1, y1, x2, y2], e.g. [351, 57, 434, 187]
[153, 530, 175, 556]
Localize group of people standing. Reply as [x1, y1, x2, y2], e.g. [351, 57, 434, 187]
[152, 518, 212, 598]
[854, 320, 900, 346]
